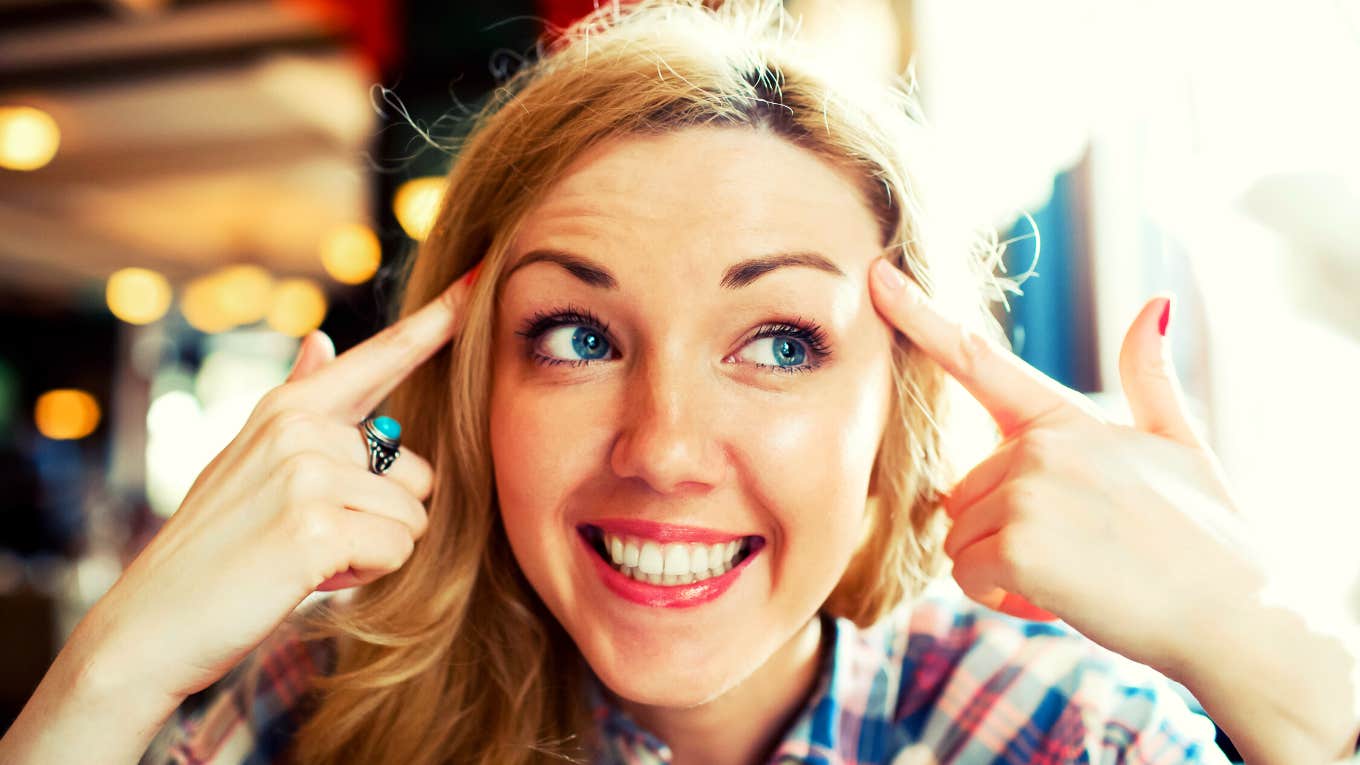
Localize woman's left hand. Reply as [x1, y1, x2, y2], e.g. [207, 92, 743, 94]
[866, 256, 1265, 679]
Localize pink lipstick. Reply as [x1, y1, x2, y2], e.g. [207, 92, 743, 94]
[576, 524, 765, 609]
[587, 517, 747, 545]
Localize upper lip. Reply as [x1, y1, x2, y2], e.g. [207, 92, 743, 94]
[581, 518, 756, 545]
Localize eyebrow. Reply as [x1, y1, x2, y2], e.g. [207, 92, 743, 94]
[504, 248, 846, 290]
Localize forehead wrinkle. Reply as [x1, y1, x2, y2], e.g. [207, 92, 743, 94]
[511, 128, 883, 297]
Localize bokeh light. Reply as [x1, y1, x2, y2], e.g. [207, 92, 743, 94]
[216, 264, 274, 326]
[145, 389, 200, 436]
[393, 176, 446, 240]
[34, 388, 100, 440]
[105, 267, 172, 325]
[319, 222, 381, 284]
[180, 275, 235, 334]
[266, 278, 327, 337]
[0, 105, 60, 171]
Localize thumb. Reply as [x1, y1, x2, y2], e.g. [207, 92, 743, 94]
[1117, 295, 1204, 450]
[286, 330, 336, 382]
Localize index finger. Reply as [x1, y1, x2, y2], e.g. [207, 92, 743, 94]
[293, 268, 475, 421]
[869, 257, 1097, 437]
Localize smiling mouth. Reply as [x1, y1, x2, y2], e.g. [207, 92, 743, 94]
[579, 524, 764, 586]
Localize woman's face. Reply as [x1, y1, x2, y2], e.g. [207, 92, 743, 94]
[489, 126, 895, 708]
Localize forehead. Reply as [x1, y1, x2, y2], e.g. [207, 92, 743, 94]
[510, 126, 882, 269]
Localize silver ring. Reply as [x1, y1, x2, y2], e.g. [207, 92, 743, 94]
[360, 415, 401, 475]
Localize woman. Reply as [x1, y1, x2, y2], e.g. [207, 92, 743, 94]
[3, 1, 1358, 764]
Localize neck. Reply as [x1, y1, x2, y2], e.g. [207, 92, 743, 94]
[615, 614, 828, 765]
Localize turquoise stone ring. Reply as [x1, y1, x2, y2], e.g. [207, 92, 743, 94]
[360, 415, 402, 475]
[370, 415, 401, 441]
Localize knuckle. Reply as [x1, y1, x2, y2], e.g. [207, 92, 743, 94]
[382, 319, 427, 360]
[1014, 428, 1049, 455]
[950, 562, 987, 601]
[283, 504, 338, 548]
[1134, 360, 1173, 385]
[379, 523, 416, 570]
[266, 410, 315, 452]
[954, 328, 992, 379]
[997, 481, 1040, 520]
[438, 281, 462, 313]
[279, 452, 331, 503]
[941, 526, 961, 559]
[409, 499, 430, 540]
[412, 461, 435, 501]
[397, 530, 415, 565]
[253, 386, 293, 420]
[1120, 342, 1170, 380]
[994, 526, 1028, 570]
[1014, 430, 1058, 470]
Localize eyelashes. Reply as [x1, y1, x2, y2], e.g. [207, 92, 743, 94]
[513, 302, 832, 375]
[516, 304, 613, 348]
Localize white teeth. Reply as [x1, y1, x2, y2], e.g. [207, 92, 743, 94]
[662, 544, 690, 577]
[689, 543, 709, 574]
[600, 531, 748, 587]
[637, 541, 664, 575]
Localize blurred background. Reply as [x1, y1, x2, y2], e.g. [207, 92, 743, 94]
[1, 0, 1357, 756]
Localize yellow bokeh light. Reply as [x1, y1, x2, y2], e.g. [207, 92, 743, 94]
[180, 275, 235, 334]
[393, 176, 446, 241]
[319, 222, 381, 284]
[35, 389, 100, 440]
[0, 106, 60, 171]
[106, 267, 172, 325]
[267, 278, 327, 337]
[216, 264, 274, 326]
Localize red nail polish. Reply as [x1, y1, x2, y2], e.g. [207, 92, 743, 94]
[1158, 298, 1171, 337]
[463, 260, 483, 286]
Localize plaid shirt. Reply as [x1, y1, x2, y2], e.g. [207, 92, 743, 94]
[144, 582, 1242, 764]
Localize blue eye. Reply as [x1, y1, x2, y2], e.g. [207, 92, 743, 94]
[514, 304, 831, 374]
[538, 325, 612, 363]
[515, 306, 617, 369]
[734, 322, 831, 374]
[738, 335, 807, 369]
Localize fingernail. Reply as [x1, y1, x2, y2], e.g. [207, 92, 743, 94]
[461, 260, 483, 286]
[1158, 296, 1172, 337]
[873, 258, 906, 291]
[288, 334, 311, 367]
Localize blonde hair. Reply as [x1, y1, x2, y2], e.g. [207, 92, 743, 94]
[284, 1, 1018, 763]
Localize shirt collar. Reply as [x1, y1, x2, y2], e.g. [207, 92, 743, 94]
[587, 606, 911, 764]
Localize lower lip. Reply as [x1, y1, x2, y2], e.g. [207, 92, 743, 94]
[577, 531, 760, 609]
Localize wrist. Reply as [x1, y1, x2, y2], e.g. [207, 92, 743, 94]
[1177, 582, 1360, 764]
[0, 634, 183, 765]
[66, 601, 189, 717]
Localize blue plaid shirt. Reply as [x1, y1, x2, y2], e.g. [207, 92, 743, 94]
[587, 583, 1232, 764]
[148, 582, 1263, 764]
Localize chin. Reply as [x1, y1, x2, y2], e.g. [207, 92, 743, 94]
[589, 653, 741, 709]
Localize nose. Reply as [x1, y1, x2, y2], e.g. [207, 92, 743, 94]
[609, 352, 727, 496]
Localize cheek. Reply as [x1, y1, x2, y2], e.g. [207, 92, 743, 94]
[743, 361, 893, 579]
[752, 378, 885, 489]
[489, 374, 610, 571]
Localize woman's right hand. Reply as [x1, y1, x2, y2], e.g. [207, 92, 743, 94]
[69, 271, 474, 707]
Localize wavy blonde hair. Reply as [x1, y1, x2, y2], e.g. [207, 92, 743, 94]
[281, 1, 1018, 763]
